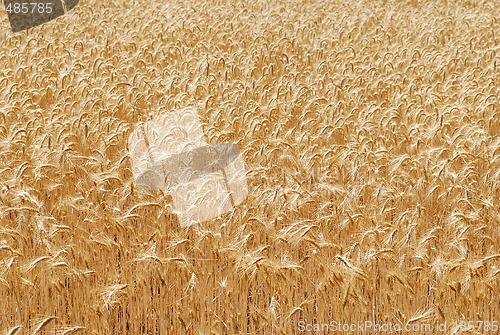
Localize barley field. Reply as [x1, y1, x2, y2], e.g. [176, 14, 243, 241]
[0, 0, 499, 334]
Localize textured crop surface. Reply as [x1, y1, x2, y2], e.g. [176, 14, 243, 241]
[0, 0, 499, 334]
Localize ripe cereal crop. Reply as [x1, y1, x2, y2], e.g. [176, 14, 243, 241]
[0, 0, 499, 334]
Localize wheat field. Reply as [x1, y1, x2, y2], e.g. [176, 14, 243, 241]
[0, 0, 499, 334]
